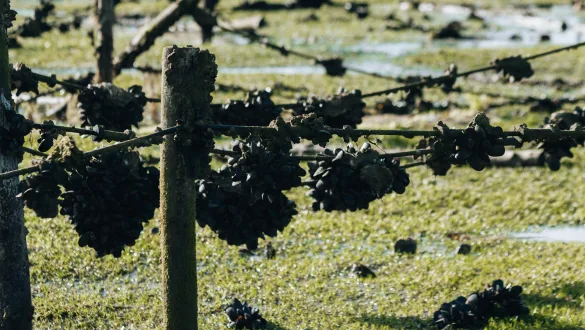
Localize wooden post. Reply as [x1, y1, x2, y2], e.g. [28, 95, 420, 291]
[0, 1, 34, 329]
[94, 0, 114, 83]
[159, 46, 216, 330]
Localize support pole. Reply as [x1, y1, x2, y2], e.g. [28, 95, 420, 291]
[95, 0, 114, 82]
[0, 1, 34, 329]
[159, 46, 217, 330]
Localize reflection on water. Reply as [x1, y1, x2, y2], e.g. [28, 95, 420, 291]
[511, 226, 585, 243]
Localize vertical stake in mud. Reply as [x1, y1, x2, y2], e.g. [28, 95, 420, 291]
[0, 1, 34, 329]
[95, 0, 114, 83]
[159, 46, 216, 329]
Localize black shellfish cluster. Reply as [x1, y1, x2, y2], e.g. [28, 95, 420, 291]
[306, 142, 410, 212]
[433, 279, 529, 329]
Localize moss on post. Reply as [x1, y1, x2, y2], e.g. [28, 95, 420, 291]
[159, 46, 216, 330]
[0, 1, 34, 329]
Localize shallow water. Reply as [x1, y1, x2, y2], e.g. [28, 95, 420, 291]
[16, 2, 585, 80]
[511, 226, 585, 243]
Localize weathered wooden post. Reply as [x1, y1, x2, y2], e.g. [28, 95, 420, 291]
[94, 0, 114, 82]
[159, 46, 216, 329]
[0, 1, 34, 329]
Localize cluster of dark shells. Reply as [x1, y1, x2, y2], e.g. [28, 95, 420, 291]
[266, 114, 333, 153]
[530, 107, 585, 170]
[60, 150, 160, 258]
[77, 83, 148, 131]
[196, 176, 297, 250]
[15, 0, 54, 38]
[10, 63, 39, 95]
[17, 161, 65, 219]
[294, 88, 366, 128]
[37, 120, 63, 152]
[449, 113, 507, 171]
[316, 57, 346, 76]
[225, 298, 267, 330]
[416, 113, 507, 175]
[492, 55, 534, 82]
[226, 138, 306, 194]
[306, 142, 410, 212]
[433, 280, 529, 329]
[17, 137, 160, 258]
[212, 89, 282, 126]
[196, 138, 302, 250]
[0, 102, 33, 162]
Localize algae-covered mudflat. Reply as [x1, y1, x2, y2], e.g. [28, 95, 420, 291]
[8, 0, 585, 329]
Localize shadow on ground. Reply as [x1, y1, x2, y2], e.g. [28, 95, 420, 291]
[356, 314, 431, 329]
[524, 281, 585, 309]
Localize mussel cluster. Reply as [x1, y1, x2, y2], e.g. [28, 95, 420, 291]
[212, 89, 282, 126]
[37, 120, 63, 152]
[196, 138, 302, 250]
[266, 114, 332, 153]
[16, 0, 54, 38]
[10, 63, 39, 95]
[60, 150, 160, 258]
[77, 83, 148, 131]
[416, 113, 507, 175]
[306, 142, 410, 212]
[295, 88, 365, 128]
[227, 138, 306, 193]
[17, 161, 65, 219]
[17, 137, 160, 258]
[225, 298, 267, 330]
[433, 280, 529, 329]
[0, 104, 33, 162]
[196, 177, 297, 250]
[533, 108, 585, 170]
[492, 55, 534, 82]
[449, 113, 507, 171]
[317, 57, 346, 76]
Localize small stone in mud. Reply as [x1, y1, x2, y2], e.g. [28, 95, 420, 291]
[351, 264, 376, 278]
[431, 21, 463, 39]
[457, 244, 472, 255]
[394, 238, 417, 254]
[510, 34, 522, 41]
